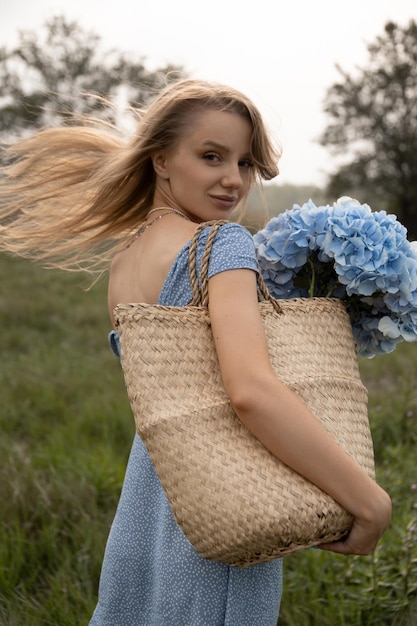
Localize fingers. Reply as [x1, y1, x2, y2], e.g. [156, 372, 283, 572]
[317, 523, 382, 556]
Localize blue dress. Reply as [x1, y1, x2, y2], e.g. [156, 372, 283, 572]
[89, 223, 283, 626]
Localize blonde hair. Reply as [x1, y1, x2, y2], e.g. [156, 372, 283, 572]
[0, 78, 280, 273]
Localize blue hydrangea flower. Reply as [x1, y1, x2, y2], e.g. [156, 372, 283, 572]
[254, 196, 417, 358]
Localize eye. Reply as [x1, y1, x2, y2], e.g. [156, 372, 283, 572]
[239, 159, 254, 170]
[203, 152, 221, 163]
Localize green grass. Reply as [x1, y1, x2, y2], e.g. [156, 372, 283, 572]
[0, 254, 134, 625]
[279, 344, 417, 625]
[0, 253, 416, 625]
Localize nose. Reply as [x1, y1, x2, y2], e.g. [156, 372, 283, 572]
[221, 163, 243, 189]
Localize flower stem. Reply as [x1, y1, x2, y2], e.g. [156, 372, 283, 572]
[326, 283, 339, 298]
[308, 257, 316, 298]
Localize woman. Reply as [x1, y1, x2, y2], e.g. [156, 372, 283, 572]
[0, 79, 391, 625]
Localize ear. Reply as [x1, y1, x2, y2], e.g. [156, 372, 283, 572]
[152, 152, 169, 179]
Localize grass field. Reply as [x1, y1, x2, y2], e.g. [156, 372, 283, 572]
[0, 253, 416, 625]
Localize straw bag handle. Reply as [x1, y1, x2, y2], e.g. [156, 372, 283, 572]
[188, 221, 282, 313]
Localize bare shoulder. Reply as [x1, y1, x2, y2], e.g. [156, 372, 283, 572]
[108, 215, 198, 319]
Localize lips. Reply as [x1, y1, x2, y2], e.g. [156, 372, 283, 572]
[210, 195, 238, 209]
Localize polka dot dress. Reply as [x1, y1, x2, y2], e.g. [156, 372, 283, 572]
[89, 223, 283, 626]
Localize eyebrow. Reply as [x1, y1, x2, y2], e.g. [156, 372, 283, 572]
[201, 140, 252, 159]
[201, 140, 230, 153]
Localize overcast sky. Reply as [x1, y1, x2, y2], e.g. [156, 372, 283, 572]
[1, 0, 416, 186]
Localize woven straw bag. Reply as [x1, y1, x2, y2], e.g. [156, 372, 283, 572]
[115, 221, 375, 567]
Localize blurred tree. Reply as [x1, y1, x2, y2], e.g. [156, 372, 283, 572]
[0, 15, 184, 140]
[320, 20, 417, 239]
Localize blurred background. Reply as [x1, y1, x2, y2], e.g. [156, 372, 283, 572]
[1, 0, 417, 234]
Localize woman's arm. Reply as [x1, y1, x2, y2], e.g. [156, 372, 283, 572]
[208, 268, 391, 555]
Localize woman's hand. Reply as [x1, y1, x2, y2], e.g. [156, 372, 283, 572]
[319, 486, 392, 555]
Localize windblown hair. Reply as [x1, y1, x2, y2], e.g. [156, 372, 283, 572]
[0, 78, 280, 273]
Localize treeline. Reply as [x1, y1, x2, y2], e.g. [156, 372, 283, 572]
[0, 17, 417, 237]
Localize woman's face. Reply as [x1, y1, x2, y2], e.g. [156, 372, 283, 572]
[153, 109, 254, 222]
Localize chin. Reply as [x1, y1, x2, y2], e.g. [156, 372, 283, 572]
[207, 208, 235, 221]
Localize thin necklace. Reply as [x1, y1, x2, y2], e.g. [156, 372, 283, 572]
[146, 207, 192, 221]
[126, 207, 192, 248]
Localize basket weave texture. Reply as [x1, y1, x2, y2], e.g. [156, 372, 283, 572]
[115, 221, 375, 567]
